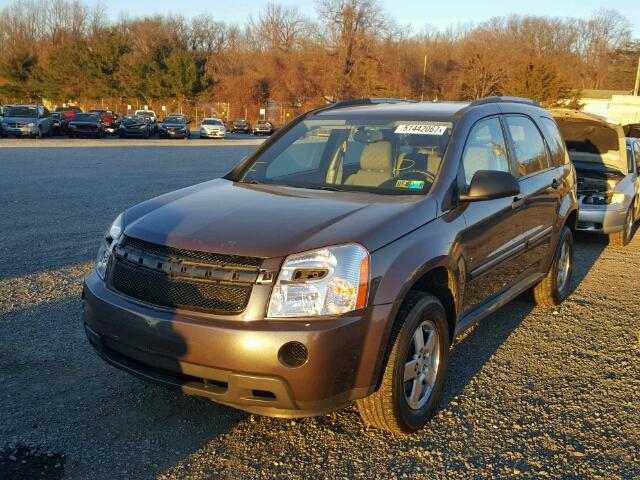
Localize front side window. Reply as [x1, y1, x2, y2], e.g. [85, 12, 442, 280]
[237, 118, 453, 195]
[505, 116, 551, 176]
[634, 143, 640, 172]
[461, 117, 510, 185]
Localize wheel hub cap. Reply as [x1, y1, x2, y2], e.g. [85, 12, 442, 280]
[556, 240, 571, 292]
[404, 320, 440, 410]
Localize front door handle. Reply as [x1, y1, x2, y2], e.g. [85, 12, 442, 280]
[512, 195, 525, 209]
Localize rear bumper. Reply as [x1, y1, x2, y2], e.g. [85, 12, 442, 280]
[82, 272, 394, 417]
[577, 205, 628, 234]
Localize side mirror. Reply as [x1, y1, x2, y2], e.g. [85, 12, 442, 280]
[459, 170, 520, 202]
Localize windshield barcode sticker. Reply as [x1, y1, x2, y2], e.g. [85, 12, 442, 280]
[395, 124, 448, 135]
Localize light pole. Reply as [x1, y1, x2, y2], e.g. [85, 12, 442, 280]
[420, 54, 428, 102]
[634, 54, 640, 97]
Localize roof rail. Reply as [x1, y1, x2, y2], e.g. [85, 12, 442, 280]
[469, 96, 540, 108]
[315, 97, 415, 113]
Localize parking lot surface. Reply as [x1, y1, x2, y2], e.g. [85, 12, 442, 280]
[1, 142, 639, 479]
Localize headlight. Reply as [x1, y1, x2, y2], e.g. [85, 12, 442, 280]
[267, 244, 369, 318]
[96, 213, 124, 280]
[583, 192, 626, 205]
[27, 122, 35, 127]
[609, 192, 625, 205]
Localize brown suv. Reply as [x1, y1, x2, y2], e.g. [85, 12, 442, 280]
[83, 97, 578, 434]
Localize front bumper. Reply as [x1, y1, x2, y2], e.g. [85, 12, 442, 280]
[120, 129, 148, 137]
[81, 272, 393, 417]
[577, 204, 628, 234]
[3, 127, 37, 137]
[200, 130, 225, 138]
[160, 129, 188, 138]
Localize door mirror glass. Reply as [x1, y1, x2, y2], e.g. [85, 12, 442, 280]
[459, 170, 520, 202]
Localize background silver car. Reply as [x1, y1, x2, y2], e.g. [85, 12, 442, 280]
[552, 109, 639, 246]
[1, 105, 54, 138]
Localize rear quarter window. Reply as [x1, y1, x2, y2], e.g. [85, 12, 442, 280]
[539, 117, 569, 166]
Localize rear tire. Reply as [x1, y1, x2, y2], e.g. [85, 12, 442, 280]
[608, 207, 634, 247]
[356, 292, 449, 435]
[533, 226, 574, 306]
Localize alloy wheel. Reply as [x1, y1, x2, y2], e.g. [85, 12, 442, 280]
[403, 320, 440, 410]
[556, 239, 571, 292]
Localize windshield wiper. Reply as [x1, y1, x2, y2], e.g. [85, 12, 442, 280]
[237, 179, 267, 185]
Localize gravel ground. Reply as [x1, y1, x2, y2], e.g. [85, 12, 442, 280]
[1, 143, 639, 479]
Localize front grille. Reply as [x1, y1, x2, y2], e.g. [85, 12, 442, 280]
[108, 236, 262, 313]
[123, 236, 262, 269]
[111, 259, 252, 313]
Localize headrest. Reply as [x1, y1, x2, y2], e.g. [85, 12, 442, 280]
[360, 141, 392, 172]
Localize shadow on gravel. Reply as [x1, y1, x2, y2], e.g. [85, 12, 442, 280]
[441, 233, 607, 408]
[0, 444, 65, 480]
[1, 295, 247, 480]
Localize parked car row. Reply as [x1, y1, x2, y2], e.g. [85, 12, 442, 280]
[0, 104, 276, 139]
[83, 96, 639, 437]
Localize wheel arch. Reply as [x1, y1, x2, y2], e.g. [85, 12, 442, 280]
[372, 262, 460, 391]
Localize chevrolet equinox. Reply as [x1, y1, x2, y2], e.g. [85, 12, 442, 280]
[83, 97, 578, 434]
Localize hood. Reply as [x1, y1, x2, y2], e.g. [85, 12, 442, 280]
[550, 108, 627, 174]
[3, 116, 37, 123]
[122, 178, 438, 259]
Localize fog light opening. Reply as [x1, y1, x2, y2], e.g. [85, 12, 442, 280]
[278, 341, 309, 368]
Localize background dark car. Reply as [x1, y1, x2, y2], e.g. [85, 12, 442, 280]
[254, 120, 275, 135]
[50, 112, 68, 135]
[67, 113, 104, 138]
[231, 119, 252, 134]
[118, 115, 153, 138]
[55, 106, 82, 122]
[158, 115, 190, 139]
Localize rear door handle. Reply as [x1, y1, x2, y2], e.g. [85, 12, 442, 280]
[551, 178, 560, 189]
[512, 195, 525, 209]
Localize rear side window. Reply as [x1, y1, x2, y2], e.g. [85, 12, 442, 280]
[539, 117, 568, 166]
[505, 116, 551, 176]
[634, 143, 640, 172]
[461, 117, 510, 185]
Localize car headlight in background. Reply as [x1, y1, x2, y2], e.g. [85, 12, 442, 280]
[96, 213, 124, 280]
[267, 244, 369, 318]
[583, 192, 626, 206]
[609, 192, 626, 204]
[27, 122, 36, 127]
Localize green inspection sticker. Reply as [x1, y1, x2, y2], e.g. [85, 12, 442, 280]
[396, 180, 425, 190]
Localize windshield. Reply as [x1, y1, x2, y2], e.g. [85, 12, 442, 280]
[136, 111, 154, 118]
[237, 118, 453, 195]
[163, 116, 185, 124]
[73, 114, 98, 122]
[7, 106, 38, 118]
[234, 120, 247, 125]
[202, 119, 222, 126]
[123, 116, 145, 125]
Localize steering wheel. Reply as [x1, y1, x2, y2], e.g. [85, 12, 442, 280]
[379, 169, 435, 189]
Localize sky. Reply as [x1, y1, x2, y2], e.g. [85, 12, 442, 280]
[0, 0, 638, 36]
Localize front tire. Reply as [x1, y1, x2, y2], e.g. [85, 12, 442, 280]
[356, 292, 449, 435]
[533, 226, 574, 306]
[608, 207, 634, 247]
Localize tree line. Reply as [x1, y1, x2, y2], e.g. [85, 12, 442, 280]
[0, 0, 638, 119]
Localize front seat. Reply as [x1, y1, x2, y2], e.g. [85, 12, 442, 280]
[344, 141, 393, 187]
